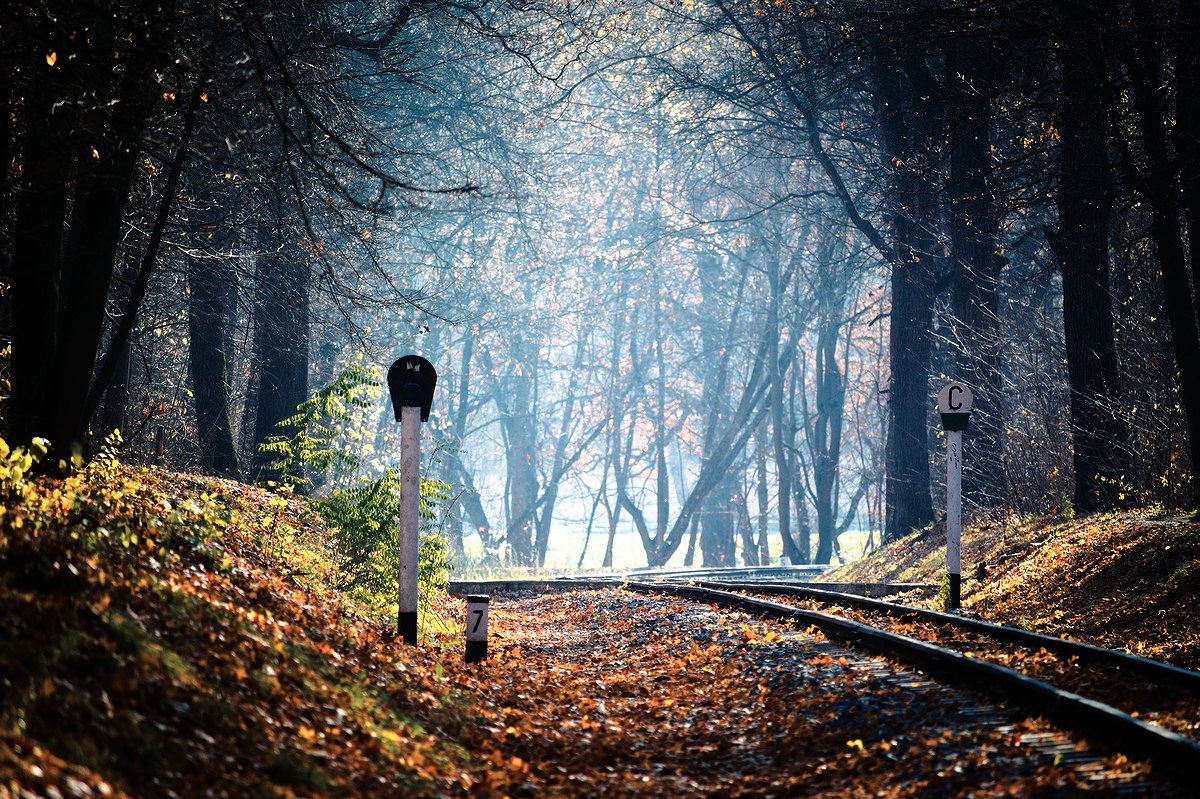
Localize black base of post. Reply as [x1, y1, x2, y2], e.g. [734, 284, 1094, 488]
[465, 639, 488, 663]
[398, 611, 418, 645]
[948, 572, 961, 610]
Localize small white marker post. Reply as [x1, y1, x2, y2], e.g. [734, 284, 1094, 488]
[465, 594, 490, 663]
[937, 382, 973, 611]
[387, 355, 437, 645]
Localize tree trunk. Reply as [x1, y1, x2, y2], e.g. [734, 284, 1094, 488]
[443, 334, 492, 558]
[654, 313, 671, 546]
[755, 422, 772, 566]
[768, 252, 804, 563]
[534, 340, 583, 567]
[699, 476, 737, 567]
[9, 56, 72, 449]
[738, 480, 758, 566]
[187, 259, 240, 478]
[500, 335, 539, 567]
[625, 251, 754, 568]
[946, 36, 1007, 507]
[1050, 3, 1125, 513]
[9, 7, 164, 459]
[1176, 2, 1200, 331]
[880, 52, 938, 541]
[0, 49, 13, 355]
[602, 503, 621, 570]
[1124, 9, 1200, 510]
[250, 204, 310, 481]
[56, 56, 159, 454]
[98, 334, 132, 442]
[811, 315, 844, 564]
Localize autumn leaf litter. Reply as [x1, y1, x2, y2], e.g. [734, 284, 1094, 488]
[0, 466, 1186, 797]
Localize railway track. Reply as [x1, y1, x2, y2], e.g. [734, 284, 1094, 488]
[622, 579, 1200, 786]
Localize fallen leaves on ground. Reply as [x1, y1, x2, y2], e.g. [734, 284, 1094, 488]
[826, 509, 1200, 669]
[1, 463, 479, 797]
[0, 465, 1176, 796]
[468, 590, 1162, 796]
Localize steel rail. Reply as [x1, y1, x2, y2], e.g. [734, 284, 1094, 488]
[688, 578, 1200, 689]
[625, 580, 1200, 784]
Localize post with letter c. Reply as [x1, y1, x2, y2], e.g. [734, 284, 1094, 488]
[937, 382, 973, 611]
[387, 355, 437, 645]
[465, 595, 490, 663]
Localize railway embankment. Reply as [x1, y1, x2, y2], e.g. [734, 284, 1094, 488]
[824, 509, 1200, 670]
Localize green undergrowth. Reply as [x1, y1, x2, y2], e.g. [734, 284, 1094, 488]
[0, 437, 235, 581]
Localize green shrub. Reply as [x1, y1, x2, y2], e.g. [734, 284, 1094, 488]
[259, 364, 456, 635]
[315, 470, 452, 600]
[258, 363, 381, 490]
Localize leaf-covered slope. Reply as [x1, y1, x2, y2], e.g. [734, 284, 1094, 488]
[0, 462, 480, 797]
[824, 510, 1200, 668]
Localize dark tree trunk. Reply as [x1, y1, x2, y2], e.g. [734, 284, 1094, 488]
[946, 36, 1007, 507]
[250, 205, 310, 480]
[0, 49, 12, 354]
[98, 334, 132, 442]
[880, 53, 938, 542]
[96, 256, 141, 443]
[187, 260, 240, 478]
[1177, 2, 1200, 331]
[8, 6, 164, 459]
[85, 84, 203, 438]
[1050, 4, 1125, 513]
[1123, 7, 1200, 510]
[9, 55, 72, 449]
[56, 52, 160, 453]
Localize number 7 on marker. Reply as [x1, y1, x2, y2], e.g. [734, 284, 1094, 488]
[470, 609, 485, 633]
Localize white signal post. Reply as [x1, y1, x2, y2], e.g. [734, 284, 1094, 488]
[937, 382, 973, 611]
[398, 403, 421, 644]
[387, 355, 437, 646]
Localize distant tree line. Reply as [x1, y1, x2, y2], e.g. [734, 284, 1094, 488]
[2, 0, 1197, 570]
[426, 0, 1200, 567]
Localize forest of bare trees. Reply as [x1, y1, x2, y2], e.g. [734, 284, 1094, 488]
[2, 0, 1198, 569]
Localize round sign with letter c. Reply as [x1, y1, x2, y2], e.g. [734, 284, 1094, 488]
[937, 382, 974, 414]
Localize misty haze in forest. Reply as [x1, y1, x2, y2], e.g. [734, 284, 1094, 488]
[3, 0, 1198, 574]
